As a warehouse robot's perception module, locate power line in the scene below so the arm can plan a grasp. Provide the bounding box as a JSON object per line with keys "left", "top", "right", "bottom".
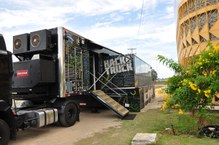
{"left": 137, "top": 0, "right": 145, "bottom": 35}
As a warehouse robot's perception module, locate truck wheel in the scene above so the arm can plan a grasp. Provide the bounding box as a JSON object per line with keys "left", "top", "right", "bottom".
{"left": 59, "top": 102, "right": 78, "bottom": 127}
{"left": 0, "top": 119, "right": 10, "bottom": 145}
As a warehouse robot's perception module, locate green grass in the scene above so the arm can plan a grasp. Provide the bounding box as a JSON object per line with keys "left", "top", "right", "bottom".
{"left": 158, "top": 135, "right": 219, "bottom": 145}
{"left": 75, "top": 109, "right": 219, "bottom": 145}
{"left": 155, "top": 81, "right": 167, "bottom": 85}
{"left": 155, "top": 81, "right": 167, "bottom": 88}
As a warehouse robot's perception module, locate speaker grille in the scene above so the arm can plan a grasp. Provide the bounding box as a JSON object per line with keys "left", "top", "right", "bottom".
{"left": 29, "top": 29, "right": 52, "bottom": 52}
{"left": 31, "top": 34, "right": 40, "bottom": 47}
{"left": 14, "top": 39, "right": 22, "bottom": 49}
{"left": 13, "top": 33, "right": 29, "bottom": 55}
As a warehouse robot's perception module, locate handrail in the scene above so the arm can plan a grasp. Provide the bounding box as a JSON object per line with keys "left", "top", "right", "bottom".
{"left": 88, "top": 54, "right": 132, "bottom": 95}
{"left": 89, "top": 72, "right": 122, "bottom": 98}
{"left": 88, "top": 55, "right": 119, "bottom": 90}
{"left": 97, "top": 72, "right": 127, "bottom": 96}
{"left": 88, "top": 70, "right": 107, "bottom": 90}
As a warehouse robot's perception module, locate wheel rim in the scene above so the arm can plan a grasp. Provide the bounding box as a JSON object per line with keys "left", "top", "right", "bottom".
{"left": 68, "top": 108, "right": 74, "bottom": 118}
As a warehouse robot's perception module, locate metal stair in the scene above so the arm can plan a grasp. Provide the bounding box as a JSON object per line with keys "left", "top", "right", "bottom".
{"left": 91, "top": 90, "right": 129, "bottom": 118}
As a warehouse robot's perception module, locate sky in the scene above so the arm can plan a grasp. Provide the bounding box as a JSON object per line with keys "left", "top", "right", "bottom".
{"left": 0, "top": 0, "right": 179, "bottom": 78}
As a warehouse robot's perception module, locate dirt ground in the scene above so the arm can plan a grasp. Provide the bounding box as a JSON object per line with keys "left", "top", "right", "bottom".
{"left": 141, "top": 88, "right": 164, "bottom": 112}
{"left": 9, "top": 89, "right": 164, "bottom": 145}
{"left": 9, "top": 109, "right": 121, "bottom": 145}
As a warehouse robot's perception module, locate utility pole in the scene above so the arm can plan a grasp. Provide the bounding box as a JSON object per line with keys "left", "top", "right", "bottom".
{"left": 128, "top": 48, "right": 137, "bottom": 55}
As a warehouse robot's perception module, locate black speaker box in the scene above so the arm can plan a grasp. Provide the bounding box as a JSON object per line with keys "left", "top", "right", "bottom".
{"left": 13, "top": 33, "right": 29, "bottom": 55}
{"left": 30, "top": 29, "right": 52, "bottom": 52}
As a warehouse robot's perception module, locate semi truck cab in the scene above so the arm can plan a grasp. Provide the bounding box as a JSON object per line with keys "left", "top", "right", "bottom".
{"left": 0, "top": 34, "right": 16, "bottom": 145}
{"left": 0, "top": 28, "right": 80, "bottom": 145}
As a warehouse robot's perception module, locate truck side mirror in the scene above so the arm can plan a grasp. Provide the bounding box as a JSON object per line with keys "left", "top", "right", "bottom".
{"left": 0, "top": 34, "right": 7, "bottom": 51}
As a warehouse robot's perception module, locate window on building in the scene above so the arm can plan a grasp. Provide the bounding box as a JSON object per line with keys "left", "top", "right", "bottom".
{"left": 183, "top": 4, "right": 188, "bottom": 17}
{"left": 192, "top": 38, "right": 198, "bottom": 45}
{"left": 208, "top": 9, "right": 218, "bottom": 29}
{"left": 198, "top": 13, "right": 207, "bottom": 32}
{"left": 180, "top": 24, "right": 184, "bottom": 39}
{"left": 185, "top": 20, "right": 190, "bottom": 36}
{"left": 196, "top": 0, "right": 205, "bottom": 9}
{"left": 209, "top": 33, "right": 219, "bottom": 40}
{"left": 206, "top": 0, "right": 217, "bottom": 6}
{"left": 190, "top": 17, "right": 196, "bottom": 34}
{"left": 200, "top": 35, "right": 207, "bottom": 42}
{"left": 183, "top": 43, "right": 186, "bottom": 49}
{"left": 187, "top": 40, "right": 191, "bottom": 47}
{"left": 189, "top": 0, "right": 196, "bottom": 13}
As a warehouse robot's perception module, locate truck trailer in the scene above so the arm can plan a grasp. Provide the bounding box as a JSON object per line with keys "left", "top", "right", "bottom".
{"left": 0, "top": 27, "right": 154, "bottom": 145}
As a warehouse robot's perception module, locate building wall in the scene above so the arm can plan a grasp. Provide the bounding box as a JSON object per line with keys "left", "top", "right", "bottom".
{"left": 177, "top": 0, "right": 219, "bottom": 67}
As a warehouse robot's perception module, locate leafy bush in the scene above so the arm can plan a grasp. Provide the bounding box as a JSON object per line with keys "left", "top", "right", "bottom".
{"left": 158, "top": 42, "right": 219, "bottom": 124}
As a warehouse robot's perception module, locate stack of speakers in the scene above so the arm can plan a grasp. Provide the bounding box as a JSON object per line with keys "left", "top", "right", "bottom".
{"left": 13, "top": 29, "right": 52, "bottom": 56}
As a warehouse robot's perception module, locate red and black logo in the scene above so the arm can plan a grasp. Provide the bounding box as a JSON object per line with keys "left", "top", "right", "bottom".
{"left": 16, "top": 70, "right": 28, "bottom": 78}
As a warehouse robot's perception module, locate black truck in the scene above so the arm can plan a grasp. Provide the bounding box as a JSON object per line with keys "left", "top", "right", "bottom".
{"left": 0, "top": 27, "right": 154, "bottom": 145}
{"left": 0, "top": 28, "right": 83, "bottom": 145}
{"left": 0, "top": 27, "right": 128, "bottom": 145}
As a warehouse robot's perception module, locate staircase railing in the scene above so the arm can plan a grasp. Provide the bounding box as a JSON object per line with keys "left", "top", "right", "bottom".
{"left": 88, "top": 54, "right": 133, "bottom": 98}
{"left": 88, "top": 72, "right": 123, "bottom": 98}
{"left": 96, "top": 72, "right": 127, "bottom": 96}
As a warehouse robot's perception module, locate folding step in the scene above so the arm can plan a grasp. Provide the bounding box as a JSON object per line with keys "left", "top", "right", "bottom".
{"left": 91, "top": 90, "right": 129, "bottom": 118}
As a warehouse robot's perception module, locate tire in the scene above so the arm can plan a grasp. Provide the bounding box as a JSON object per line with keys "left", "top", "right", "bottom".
{"left": 59, "top": 102, "right": 78, "bottom": 127}
{"left": 0, "top": 119, "right": 10, "bottom": 145}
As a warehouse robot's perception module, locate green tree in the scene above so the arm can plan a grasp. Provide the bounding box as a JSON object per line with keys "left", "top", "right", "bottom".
{"left": 158, "top": 43, "right": 219, "bottom": 125}
{"left": 151, "top": 69, "right": 158, "bottom": 81}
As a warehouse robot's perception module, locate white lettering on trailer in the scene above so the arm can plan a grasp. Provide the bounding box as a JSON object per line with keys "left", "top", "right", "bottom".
{"left": 110, "top": 66, "right": 116, "bottom": 74}
{"left": 104, "top": 56, "right": 133, "bottom": 75}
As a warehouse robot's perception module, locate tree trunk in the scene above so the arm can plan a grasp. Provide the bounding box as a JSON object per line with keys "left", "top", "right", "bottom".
{"left": 190, "top": 109, "right": 195, "bottom": 117}
{"left": 198, "top": 116, "right": 207, "bottom": 127}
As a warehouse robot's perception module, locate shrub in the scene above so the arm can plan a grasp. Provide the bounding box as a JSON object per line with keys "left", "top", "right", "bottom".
{"left": 158, "top": 42, "right": 219, "bottom": 125}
